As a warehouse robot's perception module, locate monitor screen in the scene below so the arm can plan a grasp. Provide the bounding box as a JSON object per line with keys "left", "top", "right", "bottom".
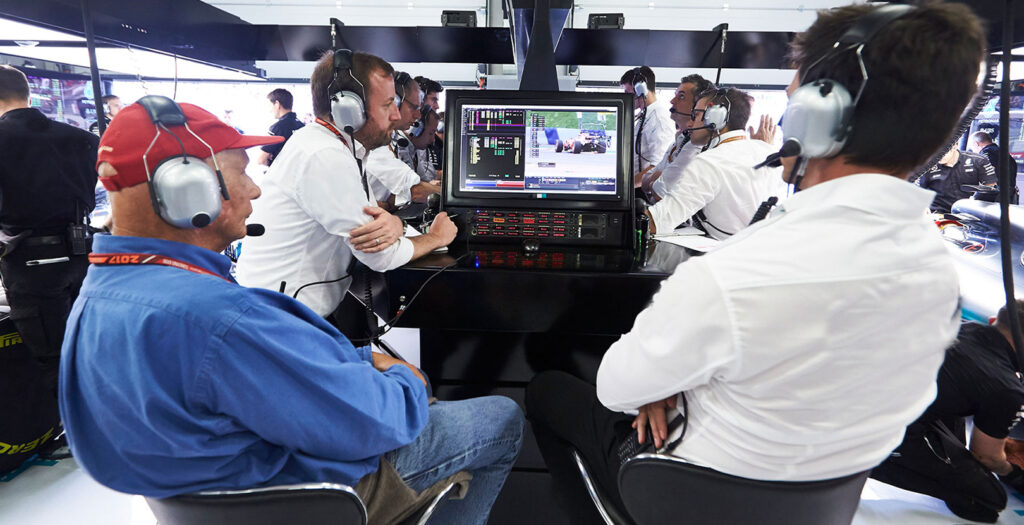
{"left": 445, "top": 90, "right": 633, "bottom": 210}
{"left": 459, "top": 104, "right": 619, "bottom": 196}
{"left": 25, "top": 74, "right": 96, "bottom": 130}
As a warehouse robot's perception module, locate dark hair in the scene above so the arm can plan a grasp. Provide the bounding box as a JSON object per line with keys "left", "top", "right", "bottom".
{"left": 789, "top": 2, "right": 986, "bottom": 174}
{"left": 310, "top": 50, "right": 394, "bottom": 119}
{"left": 971, "top": 130, "right": 993, "bottom": 145}
{"left": 415, "top": 75, "right": 444, "bottom": 96}
{"left": 421, "top": 106, "right": 440, "bottom": 126}
{"left": 620, "top": 66, "right": 655, "bottom": 89}
{"left": 394, "top": 71, "right": 418, "bottom": 104}
{"left": 0, "top": 65, "right": 29, "bottom": 102}
{"left": 996, "top": 300, "right": 1024, "bottom": 330}
{"left": 680, "top": 74, "right": 715, "bottom": 101}
{"left": 267, "top": 88, "right": 294, "bottom": 110}
{"left": 101, "top": 94, "right": 120, "bottom": 104}
{"left": 697, "top": 87, "right": 753, "bottom": 132}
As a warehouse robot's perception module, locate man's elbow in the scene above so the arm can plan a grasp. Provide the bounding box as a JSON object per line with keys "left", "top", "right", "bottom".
{"left": 411, "top": 182, "right": 440, "bottom": 203}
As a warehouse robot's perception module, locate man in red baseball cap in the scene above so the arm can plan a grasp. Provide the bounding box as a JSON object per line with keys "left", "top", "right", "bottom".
{"left": 60, "top": 96, "right": 507, "bottom": 523}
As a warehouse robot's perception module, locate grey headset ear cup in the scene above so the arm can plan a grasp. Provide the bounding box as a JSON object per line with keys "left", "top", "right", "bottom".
{"left": 633, "top": 80, "right": 649, "bottom": 98}
{"left": 150, "top": 155, "right": 223, "bottom": 228}
{"left": 781, "top": 80, "right": 853, "bottom": 159}
{"left": 410, "top": 119, "right": 424, "bottom": 137}
{"left": 331, "top": 90, "right": 366, "bottom": 133}
{"left": 704, "top": 104, "right": 729, "bottom": 130}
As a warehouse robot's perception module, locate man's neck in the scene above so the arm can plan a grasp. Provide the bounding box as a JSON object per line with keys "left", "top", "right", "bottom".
{"left": 645, "top": 92, "right": 657, "bottom": 107}
{"left": 111, "top": 223, "right": 229, "bottom": 255}
{"left": 0, "top": 100, "right": 29, "bottom": 118}
{"left": 275, "top": 108, "right": 290, "bottom": 120}
{"left": 798, "top": 156, "right": 903, "bottom": 189}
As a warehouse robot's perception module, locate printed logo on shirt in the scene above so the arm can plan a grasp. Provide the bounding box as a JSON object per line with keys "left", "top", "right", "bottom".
{"left": 0, "top": 332, "right": 21, "bottom": 349}
{"left": 1008, "top": 405, "right": 1024, "bottom": 433}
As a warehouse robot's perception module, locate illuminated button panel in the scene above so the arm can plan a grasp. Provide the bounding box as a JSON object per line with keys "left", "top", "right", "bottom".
{"left": 470, "top": 210, "right": 607, "bottom": 241}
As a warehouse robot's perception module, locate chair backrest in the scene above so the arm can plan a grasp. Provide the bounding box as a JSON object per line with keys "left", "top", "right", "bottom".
{"left": 146, "top": 483, "right": 367, "bottom": 525}
{"left": 618, "top": 454, "right": 869, "bottom": 525}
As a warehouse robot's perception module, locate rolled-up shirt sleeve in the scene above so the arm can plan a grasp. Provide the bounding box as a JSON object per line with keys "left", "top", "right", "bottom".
{"left": 648, "top": 156, "right": 723, "bottom": 233}
{"left": 597, "top": 258, "right": 737, "bottom": 412}
{"left": 292, "top": 149, "right": 415, "bottom": 272}
{"left": 365, "top": 147, "right": 420, "bottom": 205}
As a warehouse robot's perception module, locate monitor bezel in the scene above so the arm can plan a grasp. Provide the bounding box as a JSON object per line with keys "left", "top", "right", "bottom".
{"left": 443, "top": 89, "right": 634, "bottom": 211}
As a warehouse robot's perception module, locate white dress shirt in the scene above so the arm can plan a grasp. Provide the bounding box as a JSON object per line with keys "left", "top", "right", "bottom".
{"left": 365, "top": 143, "right": 420, "bottom": 205}
{"left": 648, "top": 130, "right": 786, "bottom": 240}
{"left": 597, "top": 174, "right": 961, "bottom": 481}
{"left": 414, "top": 149, "right": 436, "bottom": 182}
{"left": 651, "top": 139, "right": 701, "bottom": 200}
{"left": 236, "top": 123, "right": 415, "bottom": 317}
{"left": 633, "top": 97, "right": 676, "bottom": 176}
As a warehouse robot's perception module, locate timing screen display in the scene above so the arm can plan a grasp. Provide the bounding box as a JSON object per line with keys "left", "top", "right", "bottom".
{"left": 459, "top": 104, "right": 619, "bottom": 196}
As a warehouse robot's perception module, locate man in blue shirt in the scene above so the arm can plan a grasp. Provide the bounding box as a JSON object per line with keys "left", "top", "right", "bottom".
{"left": 59, "top": 97, "right": 523, "bottom": 525}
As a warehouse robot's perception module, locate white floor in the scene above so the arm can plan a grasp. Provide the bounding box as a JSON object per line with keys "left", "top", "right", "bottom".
{"left": 4, "top": 456, "right": 1024, "bottom": 524}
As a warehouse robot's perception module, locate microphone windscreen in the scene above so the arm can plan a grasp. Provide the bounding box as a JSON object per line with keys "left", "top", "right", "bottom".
{"left": 426, "top": 192, "right": 441, "bottom": 210}
{"left": 246, "top": 224, "right": 265, "bottom": 237}
{"left": 396, "top": 138, "right": 410, "bottom": 148}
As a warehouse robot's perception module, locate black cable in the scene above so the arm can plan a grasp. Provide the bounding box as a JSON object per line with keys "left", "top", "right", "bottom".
{"left": 348, "top": 253, "right": 469, "bottom": 345}
{"left": 292, "top": 274, "right": 352, "bottom": 300}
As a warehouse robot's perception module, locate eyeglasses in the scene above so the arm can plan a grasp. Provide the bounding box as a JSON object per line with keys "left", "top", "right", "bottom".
{"left": 690, "top": 108, "right": 707, "bottom": 120}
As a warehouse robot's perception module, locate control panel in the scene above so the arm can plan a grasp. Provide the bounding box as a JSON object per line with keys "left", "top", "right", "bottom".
{"left": 447, "top": 208, "right": 630, "bottom": 247}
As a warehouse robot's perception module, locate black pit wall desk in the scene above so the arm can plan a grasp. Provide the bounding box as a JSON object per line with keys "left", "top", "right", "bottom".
{"left": 384, "top": 240, "right": 692, "bottom": 524}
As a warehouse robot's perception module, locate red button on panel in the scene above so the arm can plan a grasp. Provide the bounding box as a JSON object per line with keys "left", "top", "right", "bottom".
{"left": 523, "top": 218, "right": 535, "bottom": 224}
{"left": 554, "top": 233, "right": 566, "bottom": 237}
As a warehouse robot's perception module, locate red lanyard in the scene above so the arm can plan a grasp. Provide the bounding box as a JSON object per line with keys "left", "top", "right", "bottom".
{"left": 316, "top": 118, "right": 350, "bottom": 148}
{"left": 89, "top": 253, "right": 232, "bottom": 283}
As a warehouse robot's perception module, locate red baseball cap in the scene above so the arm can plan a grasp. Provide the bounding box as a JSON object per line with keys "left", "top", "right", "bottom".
{"left": 97, "top": 101, "right": 284, "bottom": 191}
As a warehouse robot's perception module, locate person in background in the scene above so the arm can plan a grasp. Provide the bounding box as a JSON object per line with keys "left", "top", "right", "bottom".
{"left": 917, "top": 145, "right": 997, "bottom": 214}
{"left": 88, "top": 94, "right": 122, "bottom": 135}
{"left": 620, "top": 66, "right": 674, "bottom": 184}
{"left": 257, "top": 88, "right": 304, "bottom": 166}
{"left": 431, "top": 110, "right": 446, "bottom": 178}
{"left": 644, "top": 87, "right": 785, "bottom": 239}
{"left": 409, "top": 107, "right": 441, "bottom": 182}
{"left": 640, "top": 73, "right": 714, "bottom": 200}
{"left": 872, "top": 302, "right": 1024, "bottom": 523}
{"left": 364, "top": 72, "right": 439, "bottom": 206}
{"left": 969, "top": 130, "right": 1018, "bottom": 203}
{"left": 0, "top": 65, "right": 98, "bottom": 396}
{"left": 416, "top": 76, "right": 443, "bottom": 112}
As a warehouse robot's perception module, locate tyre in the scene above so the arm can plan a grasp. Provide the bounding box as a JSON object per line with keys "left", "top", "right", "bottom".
{"left": 573, "top": 142, "right": 583, "bottom": 154}
{"left": 555, "top": 140, "right": 564, "bottom": 153}
{"left": 597, "top": 143, "right": 607, "bottom": 154}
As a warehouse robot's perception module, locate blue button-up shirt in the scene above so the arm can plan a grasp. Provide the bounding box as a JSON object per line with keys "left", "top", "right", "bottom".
{"left": 59, "top": 235, "right": 429, "bottom": 498}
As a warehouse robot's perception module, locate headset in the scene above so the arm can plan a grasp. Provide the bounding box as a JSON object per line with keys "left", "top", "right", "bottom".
{"left": 329, "top": 49, "right": 368, "bottom": 133}
{"left": 137, "top": 95, "right": 229, "bottom": 229}
{"left": 692, "top": 89, "right": 731, "bottom": 134}
{"left": 781, "top": 4, "right": 917, "bottom": 160}
{"left": 631, "top": 68, "right": 649, "bottom": 99}
{"left": 393, "top": 71, "right": 412, "bottom": 109}
{"left": 410, "top": 105, "right": 432, "bottom": 137}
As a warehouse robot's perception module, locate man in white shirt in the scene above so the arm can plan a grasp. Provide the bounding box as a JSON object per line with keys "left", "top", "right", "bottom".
{"left": 620, "top": 66, "right": 675, "bottom": 183}
{"left": 640, "top": 74, "right": 714, "bottom": 201}
{"left": 236, "top": 52, "right": 456, "bottom": 318}
{"left": 364, "top": 71, "right": 439, "bottom": 206}
{"left": 645, "top": 87, "right": 785, "bottom": 240}
{"left": 525, "top": 3, "right": 984, "bottom": 523}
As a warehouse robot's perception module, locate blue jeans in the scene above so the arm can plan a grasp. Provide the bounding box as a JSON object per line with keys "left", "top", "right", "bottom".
{"left": 386, "top": 396, "right": 524, "bottom": 525}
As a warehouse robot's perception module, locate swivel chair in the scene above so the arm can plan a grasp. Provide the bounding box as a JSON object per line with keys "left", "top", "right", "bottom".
{"left": 147, "top": 480, "right": 458, "bottom": 525}
{"left": 617, "top": 454, "right": 869, "bottom": 525}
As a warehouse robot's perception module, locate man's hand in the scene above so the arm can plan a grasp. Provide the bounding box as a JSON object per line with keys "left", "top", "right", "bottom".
{"left": 371, "top": 352, "right": 427, "bottom": 386}
{"left": 633, "top": 395, "right": 678, "bottom": 448}
{"left": 749, "top": 114, "right": 777, "bottom": 144}
{"left": 641, "top": 170, "right": 662, "bottom": 196}
{"left": 634, "top": 165, "right": 654, "bottom": 189}
{"left": 427, "top": 212, "right": 457, "bottom": 246}
{"left": 350, "top": 207, "right": 404, "bottom": 253}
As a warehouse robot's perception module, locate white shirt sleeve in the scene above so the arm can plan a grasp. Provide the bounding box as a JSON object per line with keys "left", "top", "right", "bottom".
{"left": 365, "top": 147, "right": 420, "bottom": 205}
{"left": 638, "top": 106, "right": 676, "bottom": 172}
{"left": 415, "top": 149, "right": 435, "bottom": 182}
{"left": 652, "top": 142, "right": 701, "bottom": 199}
{"left": 290, "top": 149, "right": 415, "bottom": 273}
{"left": 596, "top": 258, "right": 737, "bottom": 412}
{"left": 648, "top": 156, "right": 724, "bottom": 233}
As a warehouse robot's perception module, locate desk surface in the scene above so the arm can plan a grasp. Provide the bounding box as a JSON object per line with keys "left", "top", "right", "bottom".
{"left": 387, "top": 240, "right": 692, "bottom": 334}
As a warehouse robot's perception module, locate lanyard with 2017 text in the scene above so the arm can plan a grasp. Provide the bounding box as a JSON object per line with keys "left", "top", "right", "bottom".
{"left": 88, "top": 253, "right": 232, "bottom": 283}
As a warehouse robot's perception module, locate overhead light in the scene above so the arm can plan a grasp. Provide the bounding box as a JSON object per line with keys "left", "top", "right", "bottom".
{"left": 407, "top": 2, "right": 414, "bottom": 10}
{"left": 648, "top": 2, "right": 655, "bottom": 9}
{"left": 0, "top": 46, "right": 262, "bottom": 81}
{"left": 14, "top": 40, "right": 39, "bottom": 48}
{"left": 0, "top": 18, "right": 83, "bottom": 42}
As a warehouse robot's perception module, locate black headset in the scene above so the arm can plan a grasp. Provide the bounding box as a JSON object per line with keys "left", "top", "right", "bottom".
{"left": 410, "top": 105, "right": 434, "bottom": 138}
{"left": 329, "top": 49, "right": 368, "bottom": 133}
{"left": 781, "top": 4, "right": 917, "bottom": 160}
{"left": 137, "top": 95, "right": 229, "bottom": 229}
{"left": 393, "top": 71, "right": 412, "bottom": 109}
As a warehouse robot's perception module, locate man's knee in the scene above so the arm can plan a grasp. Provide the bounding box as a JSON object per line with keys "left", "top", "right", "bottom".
{"left": 488, "top": 396, "right": 525, "bottom": 446}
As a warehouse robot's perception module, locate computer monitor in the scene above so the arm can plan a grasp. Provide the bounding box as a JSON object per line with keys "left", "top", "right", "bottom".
{"left": 443, "top": 90, "right": 635, "bottom": 248}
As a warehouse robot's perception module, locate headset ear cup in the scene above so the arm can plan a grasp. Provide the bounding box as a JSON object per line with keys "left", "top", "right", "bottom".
{"left": 781, "top": 80, "right": 853, "bottom": 159}
{"left": 331, "top": 91, "right": 366, "bottom": 133}
{"left": 410, "top": 120, "right": 423, "bottom": 137}
{"left": 633, "top": 80, "right": 649, "bottom": 98}
{"left": 150, "top": 155, "right": 223, "bottom": 229}
{"left": 705, "top": 104, "right": 729, "bottom": 130}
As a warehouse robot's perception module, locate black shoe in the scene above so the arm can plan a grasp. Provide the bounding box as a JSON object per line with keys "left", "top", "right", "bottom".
{"left": 945, "top": 498, "right": 1000, "bottom": 523}
{"left": 36, "top": 427, "right": 71, "bottom": 460}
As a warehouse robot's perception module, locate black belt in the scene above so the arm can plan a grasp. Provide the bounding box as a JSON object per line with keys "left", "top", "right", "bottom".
{"left": 22, "top": 235, "right": 65, "bottom": 247}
